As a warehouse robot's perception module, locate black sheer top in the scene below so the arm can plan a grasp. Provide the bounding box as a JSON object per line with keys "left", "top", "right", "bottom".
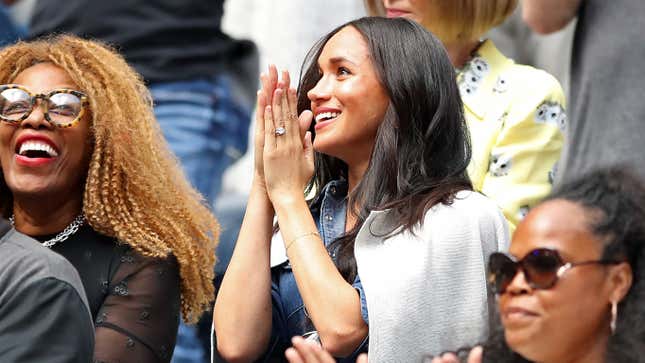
{"left": 35, "top": 224, "right": 181, "bottom": 363}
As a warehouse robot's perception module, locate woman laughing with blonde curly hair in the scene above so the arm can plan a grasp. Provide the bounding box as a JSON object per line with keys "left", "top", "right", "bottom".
{"left": 0, "top": 35, "right": 218, "bottom": 362}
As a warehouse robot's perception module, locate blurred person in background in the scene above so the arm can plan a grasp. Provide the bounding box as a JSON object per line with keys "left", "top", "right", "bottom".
{"left": 0, "top": 1, "right": 25, "bottom": 47}
{"left": 21, "top": 0, "right": 257, "bottom": 361}
{"left": 486, "top": 4, "right": 575, "bottom": 95}
{"left": 214, "top": 17, "right": 508, "bottom": 363}
{"left": 0, "top": 218, "right": 94, "bottom": 362}
{"left": 0, "top": 35, "right": 218, "bottom": 362}
{"left": 367, "top": 0, "right": 566, "bottom": 230}
{"left": 433, "top": 167, "right": 645, "bottom": 363}
{"left": 523, "top": 0, "right": 645, "bottom": 184}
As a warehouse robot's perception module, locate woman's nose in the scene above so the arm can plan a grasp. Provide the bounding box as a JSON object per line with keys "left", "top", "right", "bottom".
{"left": 20, "top": 101, "right": 54, "bottom": 130}
{"left": 307, "top": 76, "right": 332, "bottom": 103}
{"left": 506, "top": 269, "right": 531, "bottom": 295}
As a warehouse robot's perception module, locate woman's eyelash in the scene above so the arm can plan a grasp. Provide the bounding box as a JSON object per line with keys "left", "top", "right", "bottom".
{"left": 337, "top": 67, "right": 351, "bottom": 75}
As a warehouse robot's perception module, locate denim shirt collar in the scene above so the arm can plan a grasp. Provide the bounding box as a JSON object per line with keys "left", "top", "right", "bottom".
{"left": 309, "top": 179, "right": 348, "bottom": 248}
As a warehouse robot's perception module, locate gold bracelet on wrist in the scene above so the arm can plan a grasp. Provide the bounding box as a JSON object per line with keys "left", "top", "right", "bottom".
{"left": 285, "top": 231, "right": 320, "bottom": 252}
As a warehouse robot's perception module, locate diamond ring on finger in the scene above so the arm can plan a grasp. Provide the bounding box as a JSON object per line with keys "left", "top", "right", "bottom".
{"left": 275, "top": 127, "right": 286, "bottom": 136}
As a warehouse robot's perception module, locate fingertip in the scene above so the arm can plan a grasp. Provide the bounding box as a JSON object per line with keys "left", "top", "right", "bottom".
{"left": 300, "top": 110, "right": 314, "bottom": 123}
{"left": 284, "top": 347, "right": 299, "bottom": 360}
{"left": 291, "top": 336, "right": 304, "bottom": 345}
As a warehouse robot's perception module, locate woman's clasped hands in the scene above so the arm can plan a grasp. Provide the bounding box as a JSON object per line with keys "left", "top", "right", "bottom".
{"left": 254, "top": 64, "right": 314, "bottom": 206}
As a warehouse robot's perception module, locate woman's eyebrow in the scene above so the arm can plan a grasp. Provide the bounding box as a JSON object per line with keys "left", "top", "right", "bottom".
{"left": 328, "top": 56, "right": 358, "bottom": 66}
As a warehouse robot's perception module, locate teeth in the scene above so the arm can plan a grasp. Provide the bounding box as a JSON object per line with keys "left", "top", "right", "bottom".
{"left": 18, "top": 141, "right": 59, "bottom": 157}
{"left": 315, "top": 111, "right": 340, "bottom": 122}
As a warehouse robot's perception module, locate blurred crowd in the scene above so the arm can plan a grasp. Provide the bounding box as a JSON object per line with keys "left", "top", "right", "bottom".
{"left": 0, "top": 0, "right": 643, "bottom": 363}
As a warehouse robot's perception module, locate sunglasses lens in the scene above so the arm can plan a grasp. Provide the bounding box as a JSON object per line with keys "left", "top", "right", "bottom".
{"left": 488, "top": 253, "right": 517, "bottom": 294}
{"left": 0, "top": 88, "right": 31, "bottom": 122}
{"left": 523, "top": 249, "right": 561, "bottom": 289}
{"left": 48, "top": 92, "right": 83, "bottom": 125}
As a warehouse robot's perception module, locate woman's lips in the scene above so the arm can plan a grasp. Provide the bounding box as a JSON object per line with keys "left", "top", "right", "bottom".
{"left": 386, "top": 8, "right": 412, "bottom": 18}
{"left": 502, "top": 306, "right": 540, "bottom": 327}
{"left": 15, "top": 154, "right": 57, "bottom": 167}
{"left": 314, "top": 117, "right": 337, "bottom": 131}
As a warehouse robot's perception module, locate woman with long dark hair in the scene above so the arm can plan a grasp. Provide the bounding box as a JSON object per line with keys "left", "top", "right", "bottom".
{"left": 214, "top": 17, "right": 508, "bottom": 362}
{"left": 433, "top": 167, "right": 645, "bottom": 363}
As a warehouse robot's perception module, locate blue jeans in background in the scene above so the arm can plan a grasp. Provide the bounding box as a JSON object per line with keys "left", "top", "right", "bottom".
{"left": 0, "top": 5, "right": 26, "bottom": 48}
{"left": 151, "top": 76, "right": 251, "bottom": 363}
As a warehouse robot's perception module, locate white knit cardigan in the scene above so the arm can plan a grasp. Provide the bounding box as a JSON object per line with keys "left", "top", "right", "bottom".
{"left": 355, "top": 190, "right": 509, "bottom": 362}
{"left": 268, "top": 190, "right": 509, "bottom": 362}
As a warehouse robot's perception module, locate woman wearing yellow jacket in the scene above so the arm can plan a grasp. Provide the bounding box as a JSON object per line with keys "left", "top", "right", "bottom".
{"left": 367, "top": 0, "right": 565, "bottom": 229}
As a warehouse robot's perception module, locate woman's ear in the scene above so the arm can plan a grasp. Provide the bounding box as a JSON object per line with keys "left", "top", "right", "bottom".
{"left": 608, "top": 262, "right": 633, "bottom": 303}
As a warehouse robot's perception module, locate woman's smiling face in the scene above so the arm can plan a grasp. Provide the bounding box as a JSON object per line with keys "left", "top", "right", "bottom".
{"left": 307, "top": 26, "right": 390, "bottom": 165}
{"left": 0, "top": 62, "right": 92, "bottom": 200}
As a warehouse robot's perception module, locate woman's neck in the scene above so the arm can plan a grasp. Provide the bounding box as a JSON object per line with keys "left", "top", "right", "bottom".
{"left": 444, "top": 39, "right": 482, "bottom": 69}
{"left": 344, "top": 158, "right": 369, "bottom": 232}
{"left": 12, "top": 194, "right": 83, "bottom": 236}
{"left": 542, "top": 331, "right": 609, "bottom": 363}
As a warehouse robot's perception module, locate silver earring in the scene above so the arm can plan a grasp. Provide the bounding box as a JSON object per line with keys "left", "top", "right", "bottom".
{"left": 610, "top": 301, "right": 618, "bottom": 335}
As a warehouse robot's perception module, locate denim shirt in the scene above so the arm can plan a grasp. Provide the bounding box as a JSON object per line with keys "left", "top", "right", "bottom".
{"left": 264, "top": 180, "right": 369, "bottom": 362}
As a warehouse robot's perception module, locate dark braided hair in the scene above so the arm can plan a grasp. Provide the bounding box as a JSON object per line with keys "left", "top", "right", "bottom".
{"left": 481, "top": 166, "right": 645, "bottom": 363}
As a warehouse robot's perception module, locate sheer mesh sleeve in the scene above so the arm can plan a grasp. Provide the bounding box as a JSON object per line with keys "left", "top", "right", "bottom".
{"left": 93, "top": 249, "right": 181, "bottom": 363}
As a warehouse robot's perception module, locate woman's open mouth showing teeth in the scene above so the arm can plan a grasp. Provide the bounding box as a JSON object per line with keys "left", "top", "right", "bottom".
{"left": 17, "top": 140, "right": 59, "bottom": 158}
{"left": 315, "top": 111, "right": 340, "bottom": 122}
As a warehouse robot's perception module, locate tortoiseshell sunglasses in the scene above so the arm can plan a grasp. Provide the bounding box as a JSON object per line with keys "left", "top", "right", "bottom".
{"left": 0, "top": 84, "right": 89, "bottom": 128}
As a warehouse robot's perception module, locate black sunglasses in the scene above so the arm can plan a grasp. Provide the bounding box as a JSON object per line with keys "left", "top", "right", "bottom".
{"left": 488, "top": 248, "right": 621, "bottom": 294}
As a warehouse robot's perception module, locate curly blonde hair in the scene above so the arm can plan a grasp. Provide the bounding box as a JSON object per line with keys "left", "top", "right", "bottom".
{"left": 0, "top": 35, "right": 219, "bottom": 323}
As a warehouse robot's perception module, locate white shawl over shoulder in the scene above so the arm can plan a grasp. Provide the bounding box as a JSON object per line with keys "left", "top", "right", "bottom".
{"left": 355, "top": 191, "right": 509, "bottom": 363}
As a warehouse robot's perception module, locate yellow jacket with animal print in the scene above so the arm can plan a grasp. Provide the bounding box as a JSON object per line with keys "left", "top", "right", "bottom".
{"left": 459, "top": 40, "right": 565, "bottom": 231}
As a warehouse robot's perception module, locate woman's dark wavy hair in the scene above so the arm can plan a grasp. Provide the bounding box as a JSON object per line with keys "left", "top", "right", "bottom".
{"left": 482, "top": 167, "right": 645, "bottom": 363}
{"left": 296, "top": 17, "right": 472, "bottom": 283}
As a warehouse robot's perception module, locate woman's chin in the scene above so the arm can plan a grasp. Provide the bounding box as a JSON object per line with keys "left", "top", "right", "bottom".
{"left": 7, "top": 179, "right": 59, "bottom": 199}
{"left": 505, "top": 328, "right": 547, "bottom": 362}
{"left": 312, "top": 137, "right": 338, "bottom": 157}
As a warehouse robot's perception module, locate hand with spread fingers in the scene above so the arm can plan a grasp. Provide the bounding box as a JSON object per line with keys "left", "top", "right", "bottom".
{"left": 262, "top": 75, "right": 314, "bottom": 206}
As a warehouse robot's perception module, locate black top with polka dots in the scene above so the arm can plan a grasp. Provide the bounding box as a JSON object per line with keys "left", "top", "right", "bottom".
{"left": 37, "top": 224, "right": 181, "bottom": 363}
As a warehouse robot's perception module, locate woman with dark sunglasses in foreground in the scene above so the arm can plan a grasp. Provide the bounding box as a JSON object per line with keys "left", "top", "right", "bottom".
{"left": 434, "top": 167, "right": 645, "bottom": 363}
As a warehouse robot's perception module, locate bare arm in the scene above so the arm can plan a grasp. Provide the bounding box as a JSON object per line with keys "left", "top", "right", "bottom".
{"left": 213, "top": 187, "right": 275, "bottom": 363}
{"left": 522, "top": 0, "right": 583, "bottom": 34}
{"left": 213, "top": 67, "right": 279, "bottom": 363}
{"left": 264, "top": 85, "right": 368, "bottom": 357}
{"left": 274, "top": 198, "right": 368, "bottom": 357}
